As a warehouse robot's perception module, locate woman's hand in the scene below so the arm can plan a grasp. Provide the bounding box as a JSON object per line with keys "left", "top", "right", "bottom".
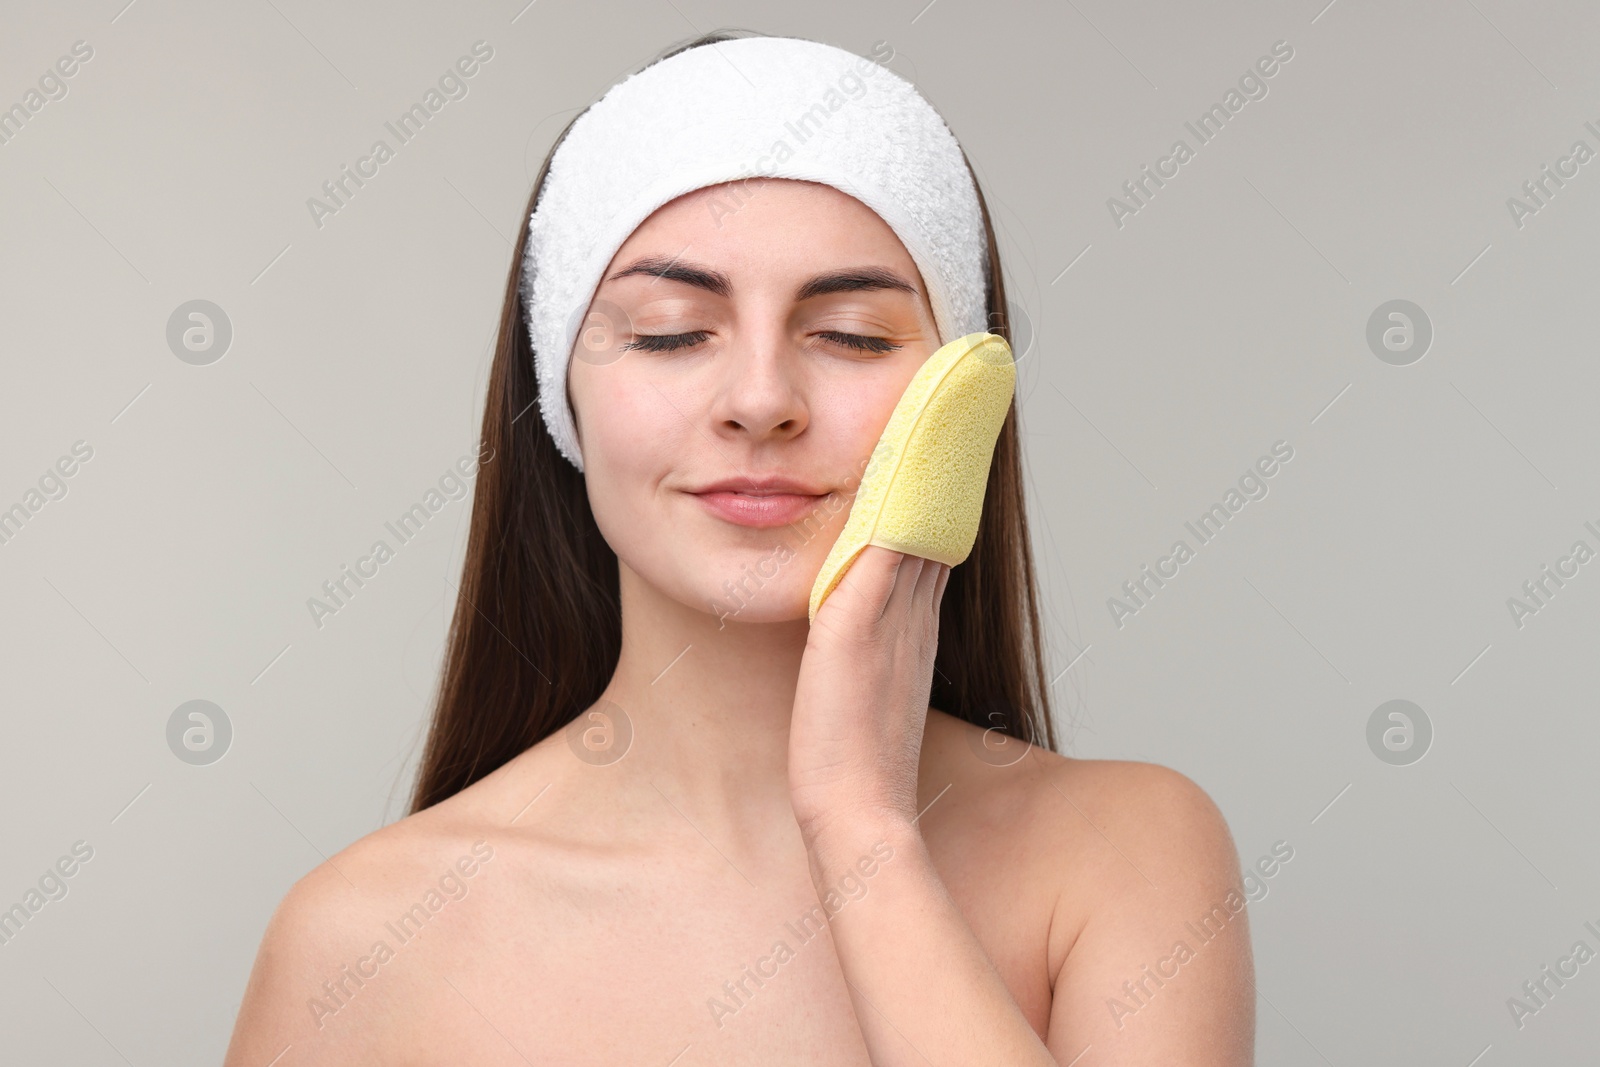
{"left": 787, "top": 546, "right": 951, "bottom": 844}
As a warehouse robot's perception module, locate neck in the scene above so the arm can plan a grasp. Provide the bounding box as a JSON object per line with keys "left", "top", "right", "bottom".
{"left": 594, "top": 560, "right": 810, "bottom": 850}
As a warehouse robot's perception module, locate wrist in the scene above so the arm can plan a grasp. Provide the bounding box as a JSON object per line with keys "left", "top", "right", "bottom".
{"left": 801, "top": 808, "right": 923, "bottom": 890}
{"left": 798, "top": 799, "right": 914, "bottom": 847}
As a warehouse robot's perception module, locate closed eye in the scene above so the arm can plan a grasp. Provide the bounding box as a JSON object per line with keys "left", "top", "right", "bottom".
{"left": 618, "top": 331, "right": 902, "bottom": 354}
{"left": 824, "top": 331, "right": 901, "bottom": 353}
{"left": 619, "top": 330, "right": 711, "bottom": 353}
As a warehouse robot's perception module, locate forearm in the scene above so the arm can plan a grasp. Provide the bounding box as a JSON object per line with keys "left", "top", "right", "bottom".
{"left": 805, "top": 814, "right": 1057, "bottom": 1067}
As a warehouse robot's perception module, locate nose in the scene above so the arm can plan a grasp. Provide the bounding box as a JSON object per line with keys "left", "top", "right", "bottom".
{"left": 706, "top": 327, "right": 809, "bottom": 450}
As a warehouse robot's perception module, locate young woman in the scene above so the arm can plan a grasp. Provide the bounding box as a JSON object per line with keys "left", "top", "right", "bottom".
{"left": 226, "top": 30, "right": 1254, "bottom": 1066}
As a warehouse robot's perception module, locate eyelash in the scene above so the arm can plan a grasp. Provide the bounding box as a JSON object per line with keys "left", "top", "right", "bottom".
{"left": 619, "top": 330, "right": 901, "bottom": 354}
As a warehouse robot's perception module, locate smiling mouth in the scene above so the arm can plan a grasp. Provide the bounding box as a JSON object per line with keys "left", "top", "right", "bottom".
{"left": 688, "top": 489, "right": 833, "bottom": 529}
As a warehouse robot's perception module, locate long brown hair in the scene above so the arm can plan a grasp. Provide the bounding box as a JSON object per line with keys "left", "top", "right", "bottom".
{"left": 409, "top": 29, "right": 1058, "bottom": 814}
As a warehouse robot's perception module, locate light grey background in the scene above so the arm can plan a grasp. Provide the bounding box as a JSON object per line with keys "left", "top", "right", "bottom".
{"left": 2, "top": 0, "right": 1597, "bottom": 1063}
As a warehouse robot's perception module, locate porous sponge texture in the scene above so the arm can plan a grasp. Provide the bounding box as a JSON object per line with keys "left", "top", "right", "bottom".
{"left": 809, "top": 332, "right": 1016, "bottom": 622}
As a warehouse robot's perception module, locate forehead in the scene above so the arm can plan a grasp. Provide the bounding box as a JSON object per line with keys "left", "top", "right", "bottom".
{"left": 606, "top": 179, "right": 923, "bottom": 284}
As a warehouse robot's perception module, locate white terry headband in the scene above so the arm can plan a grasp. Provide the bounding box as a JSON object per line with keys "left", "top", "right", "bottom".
{"left": 520, "top": 35, "right": 990, "bottom": 472}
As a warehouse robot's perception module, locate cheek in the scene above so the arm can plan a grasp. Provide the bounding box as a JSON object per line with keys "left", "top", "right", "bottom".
{"left": 832, "top": 383, "right": 902, "bottom": 452}
{"left": 579, "top": 374, "right": 678, "bottom": 534}
{"left": 582, "top": 373, "right": 676, "bottom": 461}
{"left": 822, "top": 374, "right": 911, "bottom": 489}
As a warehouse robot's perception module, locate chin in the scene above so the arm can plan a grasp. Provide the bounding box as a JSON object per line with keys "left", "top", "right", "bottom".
{"left": 700, "top": 547, "right": 816, "bottom": 626}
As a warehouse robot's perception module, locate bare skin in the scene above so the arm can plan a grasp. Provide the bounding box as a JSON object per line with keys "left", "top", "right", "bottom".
{"left": 224, "top": 179, "right": 1253, "bottom": 1066}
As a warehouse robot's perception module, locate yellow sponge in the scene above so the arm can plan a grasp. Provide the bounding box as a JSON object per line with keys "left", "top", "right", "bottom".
{"left": 809, "top": 332, "right": 1015, "bottom": 622}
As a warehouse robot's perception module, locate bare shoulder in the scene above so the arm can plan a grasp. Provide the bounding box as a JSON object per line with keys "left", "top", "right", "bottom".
{"left": 1032, "top": 748, "right": 1238, "bottom": 862}
{"left": 926, "top": 709, "right": 1237, "bottom": 866}
{"left": 922, "top": 710, "right": 1245, "bottom": 954}
{"left": 932, "top": 713, "right": 1255, "bottom": 1062}
{"left": 222, "top": 776, "right": 513, "bottom": 1066}
{"left": 925, "top": 711, "right": 1254, "bottom": 1060}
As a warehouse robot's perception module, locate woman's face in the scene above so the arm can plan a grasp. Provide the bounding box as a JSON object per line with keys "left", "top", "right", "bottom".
{"left": 567, "top": 178, "right": 943, "bottom": 624}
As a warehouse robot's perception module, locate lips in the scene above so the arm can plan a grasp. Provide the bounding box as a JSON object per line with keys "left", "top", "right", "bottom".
{"left": 687, "top": 477, "right": 834, "bottom": 529}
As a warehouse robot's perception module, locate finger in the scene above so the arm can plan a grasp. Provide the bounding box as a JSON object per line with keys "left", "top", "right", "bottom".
{"left": 918, "top": 563, "right": 948, "bottom": 646}
{"left": 834, "top": 545, "right": 905, "bottom": 621}
{"left": 882, "top": 552, "right": 924, "bottom": 622}
{"left": 910, "top": 555, "right": 942, "bottom": 612}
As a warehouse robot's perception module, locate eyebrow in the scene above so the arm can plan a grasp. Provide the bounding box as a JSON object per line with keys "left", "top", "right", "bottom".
{"left": 605, "top": 255, "right": 920, "bottom": 302}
